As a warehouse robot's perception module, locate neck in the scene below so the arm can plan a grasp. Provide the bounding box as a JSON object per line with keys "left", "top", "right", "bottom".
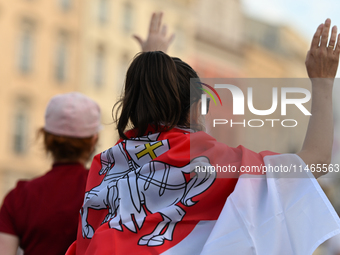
{"left": 53, "top": 158, "right": 86, "bottom": 165}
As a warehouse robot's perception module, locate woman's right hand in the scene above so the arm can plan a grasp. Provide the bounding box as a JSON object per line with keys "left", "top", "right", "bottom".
{"left": 305, "top": 18, "right": 340, "bottom": 79}
{"left": 298, "top": 18, "right": 340, "bottom": 178}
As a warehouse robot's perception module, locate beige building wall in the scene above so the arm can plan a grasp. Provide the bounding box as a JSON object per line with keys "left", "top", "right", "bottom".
{"left": 191, "top": 0, "right": 244, "bottom": 78}
{"left": 244, "top": 17, "right": 308, "bottom": 78}
{"left": 192, "top": 12, "right": 309, "bottom": 154}
{"left": 0, "top": 0, "right": 81, "bottom": 199}
{"left": 190, "top": 0, "right": 245, "bottom": 147}
{"left": 241, "top": 17, "right": 310, "bottom": 153}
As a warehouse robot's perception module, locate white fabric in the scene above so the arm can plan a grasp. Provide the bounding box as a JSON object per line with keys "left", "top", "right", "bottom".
{"left": 162, "top": 154, "right": 340, "bottom": 255}
{"left": 326, "top": 233, "right": 340, "bottom": 255}
{"left": 161, "top": 221, "right": 216, "bottom": 255}
{"left": 200, "top": 154, "right": 340, "bottom": 255}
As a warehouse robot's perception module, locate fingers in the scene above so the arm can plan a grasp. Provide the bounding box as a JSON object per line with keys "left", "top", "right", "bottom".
{"left": 143, "top": 12, "right": 174, "bottom": 52}
{"left": 149, "top": 12, "right": 163, "bottom": 33}
{"left": 311, "top": 24, "right": 323, "bottom": 50}
{"left": 328, "top": 25, "right": 337, "bottom": 50}
{"left": 320, "top": 18, "right": 331, "bottom": 47}
{"left": 161, "top": 25, "right": 167, "bottom": 37}
{"left": 156, "top": 12, "right": 163, "bottom": 33}
{"left": 334, "top": 34, "right": 340, "bottom": 55}
{"left": 305, "top": 50, "right": 310, "bottom": 62}
{"left": 148, "top": 12, "right": 156, "bottom": 34}
{"left": 132, "top": 35, "right": 144, "bottom": 46}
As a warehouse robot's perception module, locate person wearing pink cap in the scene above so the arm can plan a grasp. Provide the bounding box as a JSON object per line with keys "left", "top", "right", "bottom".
{"left": 0, "top": 92, "right": 101, "bottom": 255}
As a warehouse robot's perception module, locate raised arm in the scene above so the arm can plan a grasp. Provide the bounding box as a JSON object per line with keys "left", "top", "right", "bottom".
{"left": 297, "top": 18, "right": 340, "bottom": 178}
{"left": 133, "top": 12, "right": 175, "bottom": 53}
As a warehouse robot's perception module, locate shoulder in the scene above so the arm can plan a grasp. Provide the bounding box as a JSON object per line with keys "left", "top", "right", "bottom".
{"left": 2, "top": 178, "right": 40, "bottom": 209}
{"left": 0, "top": 180, "right": 29, "bottom": 235}
{"left": 236, "top": 145, "right": 278, "bottom": 160}
{"left": 5, "top": 180, "right": 29, "bottom": 199}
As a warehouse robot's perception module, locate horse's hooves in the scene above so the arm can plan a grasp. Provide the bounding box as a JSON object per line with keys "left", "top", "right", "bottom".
{"left": 102, "top": 214, "right": 113, "bottom": 224}
{"left": 83, "top": 225, "right": 95, "bottom": 238}
{"left": 148, "top": 237, "right": 164, "bottom": 246}
{"left": 138, "top": 235, "right": 167, "bottom": 246}
{"left": 109, "top": 219, "right": 123, "bottom": 231}
{"left": 138, "top": 237, "right": 149, "bottom": 246}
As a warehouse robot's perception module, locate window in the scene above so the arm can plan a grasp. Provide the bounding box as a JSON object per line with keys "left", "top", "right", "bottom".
{"left": 13, "top": 100, "right": 29, "bottom": 155}
{"left": 55, "top": 32, "right": 68, "bottom": 83}
{"left": 58, "top": 0, "right": 72, "bottom": 11}
{"left": 94, "top": 45, "right": 105, "bottom": 87}
{"left": 18, "top": 20, "right": 34, "bottom": 74}
{"left": 122, "top": 3, "right": 133, "bottom": 32}
{"left": 98, "top": 0, "right": 109, "bottom": 24}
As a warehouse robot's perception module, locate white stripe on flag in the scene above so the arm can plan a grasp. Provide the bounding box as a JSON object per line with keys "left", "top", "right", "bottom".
{"left": 160, "top": 221, "right": 215, "bottom": 255}
{"left": 200, "top": 154, "right": 340, "bottom": 255}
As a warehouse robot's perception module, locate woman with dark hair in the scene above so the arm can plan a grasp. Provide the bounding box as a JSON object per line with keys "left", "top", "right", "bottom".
{"left": 0, "top": 92, "right": 101, "bottom": 255}
{"left": 69, "top": 19, "right": 340, "bottom": 255}
{"left": 114, "top": 52, "right": 202, "bottom": 139}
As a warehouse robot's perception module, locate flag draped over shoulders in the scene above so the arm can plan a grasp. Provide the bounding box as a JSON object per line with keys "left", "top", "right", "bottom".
{"left": 67, "top": 127, "right": 340, "bottom": 255}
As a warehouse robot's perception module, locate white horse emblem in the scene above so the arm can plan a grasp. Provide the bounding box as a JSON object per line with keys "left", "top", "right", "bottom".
{"left": 81, "top": 133, "right": 216, "bottom": 246}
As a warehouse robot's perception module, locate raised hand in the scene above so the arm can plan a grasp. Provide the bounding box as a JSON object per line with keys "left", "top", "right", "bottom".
{"left": 133, "top": 12, "right": 175, "bottom": 53}
{"left": 298, "top": 19, "right": 340, "bottom": 178}
{"left": 305, "top": 18, "right": 340, "bottom": 79}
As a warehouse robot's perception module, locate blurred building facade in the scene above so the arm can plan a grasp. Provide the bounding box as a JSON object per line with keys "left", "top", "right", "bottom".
{"left": 0, "top": 0, "right": 309, "bottom": 201}
{"left": 191, "top": 0, "right": 244, "bottom": 78}
{"left": 191, "top": 1, "right": 310, "bottom": 153}
{"left": 244, "top": 17, "right": 308, "bottom": 78}
{"left": 239, "top": 17, "right": 310, "bottom": 153}
{"left": 0, "top": 0, "right": 81, "bottom": 199}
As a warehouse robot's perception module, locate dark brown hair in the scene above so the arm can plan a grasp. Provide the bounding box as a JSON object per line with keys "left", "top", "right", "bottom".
{"left": 39, "top": 128, "right": 95, "bottom": 162}
{"left": 113, "top": 51, "right": 202, "bottom": 139}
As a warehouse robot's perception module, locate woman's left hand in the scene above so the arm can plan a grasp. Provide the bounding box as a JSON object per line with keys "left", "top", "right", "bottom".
{"left": 133, "top": 12, "right": 175, "bottom": 53}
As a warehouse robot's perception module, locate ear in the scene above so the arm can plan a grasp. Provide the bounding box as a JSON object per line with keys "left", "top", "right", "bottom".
{"left": 86, "top": 133, "right": 99, "bottom": 161}
{"left": 91, "top": 133, "right": 99, "bottom": 146}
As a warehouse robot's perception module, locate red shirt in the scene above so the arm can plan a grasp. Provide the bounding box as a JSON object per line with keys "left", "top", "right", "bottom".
{"left": 0, "top": 163, "right": 88, "bottom": 255}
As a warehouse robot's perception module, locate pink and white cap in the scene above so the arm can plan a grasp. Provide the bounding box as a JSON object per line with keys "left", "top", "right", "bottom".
{"left": 44, "top": 92, "right": 102, "bottom": 138}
